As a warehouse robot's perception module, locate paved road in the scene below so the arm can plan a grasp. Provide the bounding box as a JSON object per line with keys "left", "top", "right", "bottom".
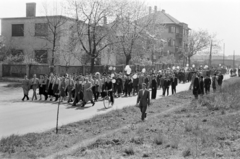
{"left": 0, "top": 75, "right": 229, "bottom": 138}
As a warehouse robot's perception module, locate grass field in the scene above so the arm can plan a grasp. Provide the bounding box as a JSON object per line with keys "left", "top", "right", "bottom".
{"left": 1, "top": 77, "right": 240, "bottom": 159}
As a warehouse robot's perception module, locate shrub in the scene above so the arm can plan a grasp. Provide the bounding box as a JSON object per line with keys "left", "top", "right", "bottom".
{"left": 182, "top": 148, "right": 191, "bottom": 157}
{"left": 153, "top": 133, "right": 166, "bottom": 145}
{"left": 123, "top": 145, "right": 134, "bottom": 155}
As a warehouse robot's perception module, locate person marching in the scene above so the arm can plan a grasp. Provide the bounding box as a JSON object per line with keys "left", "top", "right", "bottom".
{"left": 31, "top": 74, "right": 39, "bottom": 101}
{"left": 192, "top": 72, "right": 200, "bottom": 99}
{"left": 132, "top": 74, "right": 139, "bottom": 96}
{"left": 199, "top": 75, "right": 204, "bottom": 96}
{"left": 47, "top": 73, "right": 55, "bottom": 101}
{"left": 204, "top": 73, "right": 211, "bottom": 94}
{"left": 105, "top": 76, "right": 114, "bottom": 105}
{"left": 59, "top": 75, "right": 66, "bottom": 102}
{"left": 136, "top": 83, "right": 150, "bottom": 121}
{"left": 116, "top": 74, "right": 123, "bottom": 97}
{"left": 52, "top": 75, "right": 60, "bottom": 101}
{"left": 82, "top": 77, "right": 95, "bottom": 107}
{"left": 212, "top": 73, "right": 217, "bottom": 93}
{"left": 22, "top": 74, "right": 30, "bottom": 101}
{"left": 217, "top": 71, "right": 224, "bottom": 91}
{"left": 43, "top": 74, "right": 49, "bottom": 100}
{"left": 151, "top": 74, "right": 157, "bottom": 99}
{"left": 39, "top": 75, "right": 45, "bottom": 100}
{"left": 72, "top": 77, "right": 83, "bottom": 106}
{"left": 171, "top": 74, "right": 178, "bottom": 95}
{"left": 66, "top": 75, "right": 74, "bottom": 103}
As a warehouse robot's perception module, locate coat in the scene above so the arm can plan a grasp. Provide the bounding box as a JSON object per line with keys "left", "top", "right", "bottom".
{"left": 171, "top": 77, "right": 178, "bottom": 88}
{"left": 137, "top": 89, "right": 150, "bottom": 108}
{"left": 204, "top": 77, "right": 211, "bottom": 88}
{"left": 193, "top": 77, "right": 200, "bottom": 95}
{"left": 83, "top": 82, "right": 93, "bottom": 102}
{"left": 22, "top": 79, "right": 30, "bottom": 95}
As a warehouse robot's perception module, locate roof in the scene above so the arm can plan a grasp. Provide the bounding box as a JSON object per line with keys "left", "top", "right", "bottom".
{"left": 139, "top": 10, "right": 183, "bottom": 25}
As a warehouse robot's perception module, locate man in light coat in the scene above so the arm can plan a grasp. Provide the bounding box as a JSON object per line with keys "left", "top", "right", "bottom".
{"left": 136, "top": 83, "right": 150, "bottom": 121}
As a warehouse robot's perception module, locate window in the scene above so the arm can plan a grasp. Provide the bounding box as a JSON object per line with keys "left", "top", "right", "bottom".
{"left": 35, "top": 50, "right": 48, "bottom": 63}
{"left": 12, "top": 24, "right": 24, "bottom": 36}
{"left": 176, "top": 27, "right": 179, "bottom": 34}
{"left": 170, "top": 26, "right": 175, "bottom": 33}
{"left": 168, "top": 39, "right": 172, "bottom": 46}
{"left": 172, "top": 40, "right": 175, "bottom": 47}
{"left": 35, "top": 23, "right": 48, "bottom": 36}
{"left": 11, "top": 49, "right": 24, "bottom": 62}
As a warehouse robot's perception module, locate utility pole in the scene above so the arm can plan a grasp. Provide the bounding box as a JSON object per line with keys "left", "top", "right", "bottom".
{"left": 209, "top": 40, "right": 212, "bottom": 68}
{"left": 223, "top": 43, "right": 225, "bottom": 65}
{"left": 233, "top": 50, "right": 235, "bottom": 68}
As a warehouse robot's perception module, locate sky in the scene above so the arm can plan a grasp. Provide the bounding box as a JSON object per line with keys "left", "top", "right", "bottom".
{"left": 0, "top": 0, "right": 239, "bottom": 56}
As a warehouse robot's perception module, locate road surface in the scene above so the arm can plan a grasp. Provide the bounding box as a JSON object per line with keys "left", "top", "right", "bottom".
{"left": 0, "top": 75, "right": 229, "bottom": 138}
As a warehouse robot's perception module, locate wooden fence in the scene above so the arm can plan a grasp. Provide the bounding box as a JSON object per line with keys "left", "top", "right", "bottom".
{"left": 2, "top": 63, "right": 174, "bottom": 78}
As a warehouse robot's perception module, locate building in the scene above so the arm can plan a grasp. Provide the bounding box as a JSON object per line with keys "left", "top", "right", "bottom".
{"left": 144, "top": 6, "right": 190, "bottom": 63}
{"left": 0, "top": 3, "right": 116, "bottom": 66}
{"left": 112, "top": 6, "right": 190, "bottom": 65}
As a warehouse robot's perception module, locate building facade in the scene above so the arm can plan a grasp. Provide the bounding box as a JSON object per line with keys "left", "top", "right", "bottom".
{"left": 146, "top": 6, "right": 190, "bottom": 63}
{"left": 1, "top": 3, "right": 116, "bottom": 66}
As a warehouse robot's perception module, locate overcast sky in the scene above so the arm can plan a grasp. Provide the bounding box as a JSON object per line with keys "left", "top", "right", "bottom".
{"left": 0, "top": 0, "right": 239, "bottom": 56}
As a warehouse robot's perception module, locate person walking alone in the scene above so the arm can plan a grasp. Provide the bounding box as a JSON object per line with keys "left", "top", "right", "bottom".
{"left": 136, "top": 83, "right": 150, "bottom": 121}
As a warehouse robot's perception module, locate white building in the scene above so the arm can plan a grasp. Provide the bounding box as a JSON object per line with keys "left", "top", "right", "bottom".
{"left": 1, "top": 3, "right": 116, "bottom": 66}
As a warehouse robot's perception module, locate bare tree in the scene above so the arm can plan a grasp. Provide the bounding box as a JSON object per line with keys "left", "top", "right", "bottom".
{"left": 69, "top": 0, "right": 117, "bottom": 73}
{"left": 112, "top": 0, "right": 165, "bottom": 65}
{"left": 33, "top": 2, "right": 69, "bottom": 72}
{"left": 0, "top": 35, "right": 6, "bottom": 62}
{"left": 184, "top": 29, "right": 220, "bottom": 65}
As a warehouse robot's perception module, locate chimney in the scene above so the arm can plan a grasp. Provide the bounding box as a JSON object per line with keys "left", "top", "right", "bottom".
{"left": 162, "top": 9, "right": 165, "bottom": 13}
{"left": 154, "top": 6, "right": 157, "bottom": 13}
{"left": 26, "top": 3, "right": 36, "bottom": 17}
{"left": 149, "top": 6, "right": 152, "bottom": 14}
{"left": 103, "top": 16, "right": 107, "bottom": 25}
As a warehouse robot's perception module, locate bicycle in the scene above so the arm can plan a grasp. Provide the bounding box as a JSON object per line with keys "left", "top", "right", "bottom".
{"left": 103, "top": 90, "right": 113, "bottom": 109}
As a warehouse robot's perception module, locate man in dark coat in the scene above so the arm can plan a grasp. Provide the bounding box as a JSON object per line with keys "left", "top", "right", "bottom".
{"left": 199, "top": 76, "right": 204, "bottom": 96}
{"left": 124, "top": 76, "right": 132, "bottom": 97}
{"left": 151, "top": 75, "right": 157, "bottom": 99}
{"left": 157, "top": 73, "right": 161, "bottom": 89}
{"left": 132, "top": 75, "right": 139, "bottom": 96}
{"left": 204, "top": 74, "right": 211, "bottom": 94}
{"left": 163, "top": 75, "right": 170, "bottom": 96}
{"left": 136, "top": 83, "right": 150, "bottom": 121}
{"left": 217, "top": 72, "right": 224, "bottom": 89}
{"left": 171, "top": 74, "right": 178, "bottom": 95}
{"left": 192, "top": 73, "right": 200, "bottom": 99}
{"left": 72, "top": 78, "right": 83, "bottom": 106}
{"left": 116, "top": 75, "right": 123, "bottom": 97}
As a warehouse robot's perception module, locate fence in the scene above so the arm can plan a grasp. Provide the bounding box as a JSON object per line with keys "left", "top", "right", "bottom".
{"left": 1, "top": 63, "right": 174, "bottom": 78}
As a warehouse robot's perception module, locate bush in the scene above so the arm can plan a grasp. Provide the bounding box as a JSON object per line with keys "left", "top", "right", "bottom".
{"left": 153, "top": 133, "right": 166, "bottom": 145}
{"left": 123, "top": 145, "right": 134, "bottom": 156}
{"left": 182, "top": 148, "right": 191, "bottom": 157}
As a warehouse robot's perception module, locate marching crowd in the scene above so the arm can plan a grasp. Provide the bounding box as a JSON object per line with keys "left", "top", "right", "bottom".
{"left": 21, "top": 67, "right": 225, "bottom": 108}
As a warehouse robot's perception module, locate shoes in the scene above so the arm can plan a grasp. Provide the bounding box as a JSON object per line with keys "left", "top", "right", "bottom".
{"left": 92, "top": 102, "right": 95, "bottom": 106}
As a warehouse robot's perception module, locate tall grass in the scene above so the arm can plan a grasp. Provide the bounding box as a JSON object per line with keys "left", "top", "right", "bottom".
{"left": 199, "top": 77, "right": 240, "bottom": 111}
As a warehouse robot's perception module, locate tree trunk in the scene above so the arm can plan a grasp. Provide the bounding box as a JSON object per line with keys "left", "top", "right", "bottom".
{"left": 125, "top": 55, "right": 131, "bottom": 65}
{"left": 90, "top": 57, "right": 95, "bottom": 73}
{"left": 188, "top": 56, "right": 191, "bottom": 66}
